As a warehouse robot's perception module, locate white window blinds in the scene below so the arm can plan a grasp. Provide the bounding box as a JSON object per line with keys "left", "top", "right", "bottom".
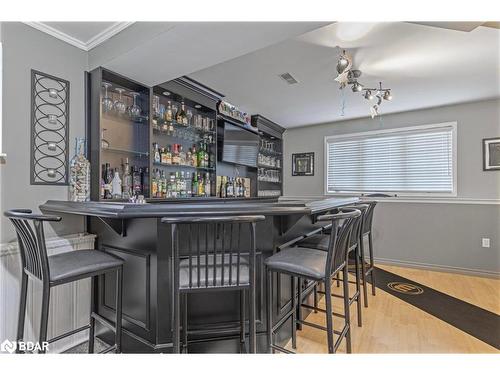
{"left": 326, "top": 123, "right": 456, "bottom": 194}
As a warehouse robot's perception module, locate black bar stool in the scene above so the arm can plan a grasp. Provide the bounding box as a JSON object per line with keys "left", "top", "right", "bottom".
{"left": 265, "top": 208, "right": 361, "bottom": 354}
{"left": 298, "top": 204, "right": 368, "bottom": 326}
{"left": 4, "top": 209, "right": 124, "bottom": 354}
{"left": 359, "top": 201, "right": 378, "bottom": 305}
{"left": 161, "top": 215, "right": 265, "bottom": 354}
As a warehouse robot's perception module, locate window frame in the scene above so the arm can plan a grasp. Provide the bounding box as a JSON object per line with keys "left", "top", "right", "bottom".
{"left": 324, "top": 122, "right": 458, "bottom": 197}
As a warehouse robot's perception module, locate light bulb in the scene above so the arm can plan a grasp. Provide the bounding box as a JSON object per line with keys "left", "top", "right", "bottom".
{"left": 364, "top": 90, "right": 373, "bottom": 100}
{"left": 383, "top": 91, "right": 393, "bottom": 101}
{"left": 352, "top": 82, "right": 363, "bottom": 92}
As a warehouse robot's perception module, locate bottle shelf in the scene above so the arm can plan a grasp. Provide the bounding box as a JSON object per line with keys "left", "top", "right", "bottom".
{"left": 257, "top": 163, "right": 281, "bottom": 170}
{"left": 152, "top": 161, "right": 215, "bottom": 171}
{"left": 259, "top": 149, "right": 282, "bottom": 157}
{"left": 153, "top": 120, "right": 216, "bottom": 135}
{"left": 257, "top": 179, "right": 281, "bottom": 184}
{"left": 102, "top": 147, "right": 149, "bottom": 157}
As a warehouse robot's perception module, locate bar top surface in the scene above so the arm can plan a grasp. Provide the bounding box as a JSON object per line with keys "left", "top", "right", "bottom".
{"left": 40, "top": 197, "right": 359, "bottom": 219}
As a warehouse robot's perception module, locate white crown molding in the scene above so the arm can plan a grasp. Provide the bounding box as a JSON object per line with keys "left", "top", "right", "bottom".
{"left": 23, "top": 22, "right": 134, "bottom": 51}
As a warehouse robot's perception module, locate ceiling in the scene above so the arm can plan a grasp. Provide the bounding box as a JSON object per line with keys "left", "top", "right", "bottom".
{"left": 91, "top": 22, "right": 328, "bottom": 86}
{"left": 25, "top": 22, "right": 134, "bottom": 50}
{"left": 189, "top": 22, "right": 500, "bottom": 128}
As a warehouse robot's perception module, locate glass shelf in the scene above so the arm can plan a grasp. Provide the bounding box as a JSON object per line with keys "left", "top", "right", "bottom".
{"left": 103, "top": 112, "right": 149, "bottom": 124}
{"left": 102, "top": 147, "right": 149, "bottom": 157}
{"left": 152, "top": 162, "right": 215, "bottom": 171}
{"left": 258, "top": 163, "right": 281, "bottom": 170}
{"left": 259, "top": 149, "right": 282, "bottom": 157}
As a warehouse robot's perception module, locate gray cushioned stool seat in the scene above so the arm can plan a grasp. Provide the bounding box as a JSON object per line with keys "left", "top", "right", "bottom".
{"left": 48, "top": 250, "right": 123, "bottom": 285}
{"left": 179, "top": 254, "right": 249, "bottom": 288}
{"left": 264, "top": 247, "right": 327, "bottom": 280}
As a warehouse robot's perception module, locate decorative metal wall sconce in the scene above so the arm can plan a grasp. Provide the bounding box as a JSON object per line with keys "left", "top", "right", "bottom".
{"left": 30, "top": 70, "right": 70, "bottom": 185}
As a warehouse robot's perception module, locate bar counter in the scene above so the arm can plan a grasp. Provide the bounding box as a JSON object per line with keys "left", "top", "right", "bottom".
{"left": 40, "top": 197, "right": 358, "bottom": 353}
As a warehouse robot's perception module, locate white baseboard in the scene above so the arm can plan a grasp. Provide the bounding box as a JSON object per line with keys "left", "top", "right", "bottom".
{"left": 374, "top": 257, "right": 500, "bottom": 279}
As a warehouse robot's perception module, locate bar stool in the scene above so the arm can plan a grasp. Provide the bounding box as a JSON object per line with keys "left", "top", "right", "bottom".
{"left": 265, "top": 208, "right": 361, "bottom": 354}
{"left": 161, "top": 215, "right": 265, "bottom": 354}
{"left": 4, "top": 209, "right": 124, "bottom": 354}
{"left": 359, "top": 201, "right": 377, "bottom": 304}
{"left": 298, "top": 204, "right": 368, "bottom": 326}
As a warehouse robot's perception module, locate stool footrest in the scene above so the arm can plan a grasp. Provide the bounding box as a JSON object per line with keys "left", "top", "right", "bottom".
{"left": 91, "top": 312, "right": 117, "bottom": 333}
{"left": 271, "top": 344, "right": 295, "bottom": 354}
{"left": 48, "top": 324, "right": 90, "bottom": 344}
{"left": 99, "top": 344, "right": 117, "bottom": 354}
{"left": 300, "top": 303, "right": 345, "bottom": 319}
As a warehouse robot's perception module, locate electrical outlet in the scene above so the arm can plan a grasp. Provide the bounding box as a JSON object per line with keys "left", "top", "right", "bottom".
{"left": 482, "top": 238, "right": 490, "bottom": 248}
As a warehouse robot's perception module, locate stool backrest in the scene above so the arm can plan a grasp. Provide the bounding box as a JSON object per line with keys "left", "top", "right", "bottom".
{"left": 317, "top": 208, "right": 361, "bottom": 276}
{"left": 342, "top": 204, "right": 369, "bottom": 249}
{"left": 360, "top": 201, "right": 377, "bottom": 235}
{"left": 161, "top": 215, "right": 265, "bottom": 290}
{"left": 3, "top": 209, "right": 61, "bottom": 281}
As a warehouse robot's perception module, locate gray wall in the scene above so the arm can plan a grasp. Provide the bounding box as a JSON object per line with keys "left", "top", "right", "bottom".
{"left": 284, "top": 99, "right": 500, "bottom": 275}
{"left": 1, "top": 22, "right": 88, "bottom": 243}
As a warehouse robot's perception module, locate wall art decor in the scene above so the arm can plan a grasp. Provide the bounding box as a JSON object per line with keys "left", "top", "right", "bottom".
{"left": 292, "top": 152, "right": 314, "bottom": 176}
{"left": 30, "top": 69, "right": 70, "bottom": 185}
{"left": 483, "top": 137, "right": 500, "bottom": 171}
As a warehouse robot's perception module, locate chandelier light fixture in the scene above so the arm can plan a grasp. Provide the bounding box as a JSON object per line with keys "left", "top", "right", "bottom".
{"left": 334, "top": 48, "right": 394, "bottom": 118}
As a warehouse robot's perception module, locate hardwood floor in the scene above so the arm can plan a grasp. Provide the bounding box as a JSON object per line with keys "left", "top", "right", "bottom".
{"left": 285, "top": 264, "right": 500, "bottom": 353}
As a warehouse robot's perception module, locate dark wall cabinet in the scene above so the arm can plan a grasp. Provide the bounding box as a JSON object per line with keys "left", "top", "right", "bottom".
{"left": 87, "top": 68, "right": 286, "bottom": 202}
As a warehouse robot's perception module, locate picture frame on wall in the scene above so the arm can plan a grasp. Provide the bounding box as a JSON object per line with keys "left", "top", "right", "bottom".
{"left": 292, "top": 152, "right": 314, "bottom": 176}
{"left": 483, "top": 137, "right": 500, "bottom": 171}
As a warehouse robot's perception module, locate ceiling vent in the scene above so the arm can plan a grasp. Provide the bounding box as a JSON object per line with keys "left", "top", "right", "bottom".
{"left": 279, "top": 72, "right": 299, "bottom": 85}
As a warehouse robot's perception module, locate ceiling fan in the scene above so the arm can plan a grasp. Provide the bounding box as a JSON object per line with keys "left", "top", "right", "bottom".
{"left": 408, "top": 21, "right": 499, "bottom": 32}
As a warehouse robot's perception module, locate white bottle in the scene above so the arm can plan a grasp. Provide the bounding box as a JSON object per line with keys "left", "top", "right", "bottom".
{"left": 111, "top": 169, "right": 122, "bottom": 199}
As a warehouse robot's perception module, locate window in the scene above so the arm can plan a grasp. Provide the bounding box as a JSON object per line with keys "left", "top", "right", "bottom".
{"left": 325, "top": 122, "right": 457, "bottom": 196}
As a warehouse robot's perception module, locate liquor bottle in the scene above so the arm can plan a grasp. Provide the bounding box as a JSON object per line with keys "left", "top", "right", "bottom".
{"left": 153, "top": 143, "right": 161, "bottom": 163}
{"left": 225, "top": 177, "right": 233, "bottom": 198}
{"left": 132, "top": 166, "right": 141, "bottom": 196}
{"left": 205, "top": 173, "right": 211, "bottom": 197}
{"left": 186, "top": 148, "right": 193, "bottom": 167}
{"left": 165, "top": 145, "right": 172, "bottom": 165}
{"left": 198, "top": 173, "right": 205, "bottom": 196}
{"left": 177, "top": 102, "right": 188, "bottom": 126}
{"left": 122, "top": 158, "right": 132, "bottom": 199}
{"left": 161, "top": 171, "right": 167, "bottom": 198}
{"left": 69, "top": 138, "right": 91, "bottom": 202}
{"left": 192, "top": 172, "right": 198, "bottom": 197}
{"left": 191, "top": 144, "right": 198, "bottom": 167}
{"left": 219, "top": 176, "right": 226, "bottom": 198}
{"left": 241, "top": 178, "right": 247, "bottom": 198}
{"left": 176, "top": 171, "right": 183, "bottom": 197}
{"left": 197, "top": 143, "right": 205, "bottom": 168}
{"left": 165, "top": 101, "right": 173, "bottom": 123}
{"left": 185, "top": 172, "right": 192, "bottom": 196}
{"left": 172, "top": 144, "right": 180, "bottom": 165}
{"left": 151, "top": 169, "right": 158, "bottom": 198}
{"left": 203, "top": 143, "right": 209, "bottom": 167}
{"left": 142, "top": 167, "right": 149, "bottom": 196}
{"left": 170, "top": 172, "right": 177, "bottom": 198}
{"left": 105, "top": 163, "right": 113, "bottom": 199}
{"left": 178, "top": 145, "right": 186, "bottom": 166}
{"left": 111, "top": 169, "right": 122, "bottom": 199}
{"left": 100, "top": 164, "right": 106, "bottom": 199}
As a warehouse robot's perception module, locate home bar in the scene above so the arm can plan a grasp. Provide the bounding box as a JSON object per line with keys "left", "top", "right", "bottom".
{"left": 2, "top": 20, "right": 498, "bottom": 358}
{"left": 32, "top": 67, "right": 359, "bottom": 353}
